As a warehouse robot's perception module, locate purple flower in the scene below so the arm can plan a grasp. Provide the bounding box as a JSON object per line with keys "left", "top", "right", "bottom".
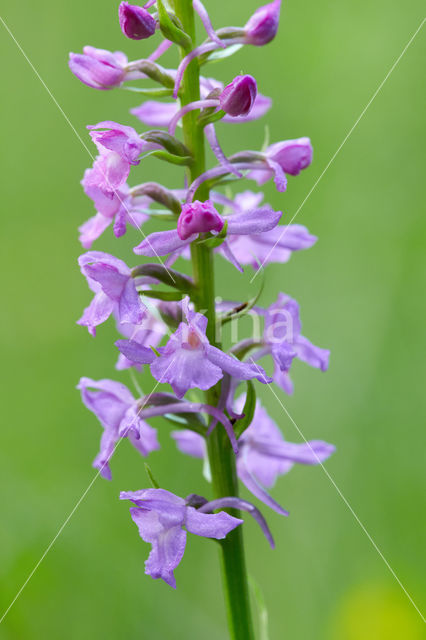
{"left": 251, "top": 137, "right": 313, "bottom": 190}
{"left": 78, "top": 378, "right": 159, "bottom": 479}
{"left": 78, "top": 251, "right": 146, "bottom": 335}
{"left": 131, "top": 75, "right": 271, "bottom": 127}
{"left": 219, "top": 75, "right": 257, "bottom": 117}
{"left": 119, "top": 2, "right": 157, "bottom": 40}
{"left": 177, "top": 200, "right": 224, "bottom": 240}
{"left": 83, "top": 149, "right": 130, "bottom": 196}
{"left": 120, "top": 488, "right": 242, "bottom": 587}
{"left": 78, "top": 176, "right": 150, "bottom": 248}
{"left": 148, "top": 298, "right": 272, "bottom": 398}
{"left": 262, "top": 293, "right": 330, "bottom": 393}
{"left": 88, "top": 121, "right": 144, "bottom": 166}
{"left": 172, "top": 398, "right": 335, "bottom": 514}
{"left": 134, "top": 199, "right": 282, "bottom": 272}
{"left": 244, "top": 0, "right": 281, "bottom": 46}
{"left": 212, "top": 191, "right": 317, "bottom": 269}
{"left": 69, "top": 47, "right": 128, "bottom": 90}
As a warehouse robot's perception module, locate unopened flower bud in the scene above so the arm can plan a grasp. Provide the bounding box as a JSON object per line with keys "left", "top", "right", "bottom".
{"left": 177, "top": 201, "right": 224, "bottom": 240}
{"left": 244, "top": 0, "right": 281, "bottom": 46}
{"left": 119, "top": 2, "right": 157, "bottom": 40}
{"left": 219, "top": 75, "right": 257, "bottom": 117}
{"left": 69, "top": 47, "right": 127, "bottom": 90}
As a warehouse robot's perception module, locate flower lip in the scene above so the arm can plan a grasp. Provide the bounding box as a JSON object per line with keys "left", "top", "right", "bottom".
{"left": 177, "top": 200, "right": 224, "bottom": 240}
{"left": 118, "top": 2, "right": 157, "bottom": 40}
{"left": 219, "top": 75, "right": 258, "bottom": 117}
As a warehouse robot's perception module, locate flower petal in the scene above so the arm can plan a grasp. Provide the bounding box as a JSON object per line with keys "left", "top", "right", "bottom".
{"left": 78, "top": 213, "right": 112, "bottom": 249}
{"left": 226, "top": 205, "right": 282, "bottom": 235}
{"left": 207, "top": 346, "right": 272, "bottom": 383}
{"left": 295, "top": 335, "right": 330, "bottom": 371}
{"left": 118, "top": 277, "right": 147, "bottom": 325}
{"left": 171, "top": 430, "right": 205, "bottom": 458}
{"left": 133, "top": 229, "right": 194, "bottom": 256}
{"left": 115, "top": 339, "right": 155, "bottom": 364}
{"left": 77, "top": 291, "right": 114, "bottom": 336}
{"left": 185, "top": 506, "right": 242, "bottom": 538}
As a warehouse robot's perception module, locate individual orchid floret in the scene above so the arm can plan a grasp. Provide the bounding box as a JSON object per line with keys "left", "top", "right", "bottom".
{"left": 77, "top": 378, "right": 159, "bottom": 479}
{"left": 132, "top": 75, "right": 270, "bottom": 129}
{"left": 167, "top": 74, "right": 258, "bottom": 137}
{"left": 172, "top": 398, "right": 335, "bottom": 514}
{"left": 88, "top": 121, "right": 145, "bottom": 166}
{"left": 79, "top": 175, "right": 150, "bottom": 248}
{"left": 177, "top": 200, "right": 224, "bottom": 240}
{"left": 250, "top": 137, "right": 313, "bottom": 188}
{"left": 260, "top": 293, "right": 330, "bottom": 393}
{"left": 244, "top": 0, "right": 281, "bottom": 45}
{"left": 187, "top": 136, "right": 312, "bottom": 197}
{"left": 211, "top": 191, "right": 317, "bottom": 270}
{"left": 77, "top": 251, "right": 146, "bottom": 335}
{"left": 69, "top": 47, "right": 129, "bottom": 90}
{"left": 134, "top": 199, "right": 282, "bottom": 272}
{"left": 219, "top": 75, "right": 257, "bottom": 117}
{"left": 86, "top": 121, "right": 147, "bottom": 192}
{"left": 119, "top": 2, "right": 157, "bottom": 40}
{"left": 120, "top": 488, "right": 243, "bottom": 588}
{"left": 147, "top": 297, "right": 272, "bottom": 399}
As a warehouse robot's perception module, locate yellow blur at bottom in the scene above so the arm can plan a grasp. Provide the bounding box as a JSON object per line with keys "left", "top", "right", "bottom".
{"left": 330, "top": 584, "right": 425, "bottom": 640}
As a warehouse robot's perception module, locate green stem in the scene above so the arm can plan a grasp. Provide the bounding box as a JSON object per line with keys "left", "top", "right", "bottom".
{"left": 172, "top": 2, "right": 255, "bottom": 638}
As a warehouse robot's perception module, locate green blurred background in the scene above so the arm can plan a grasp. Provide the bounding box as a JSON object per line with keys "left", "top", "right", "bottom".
{"left": 1, "top": 1, "right": 425, "bottom": 638}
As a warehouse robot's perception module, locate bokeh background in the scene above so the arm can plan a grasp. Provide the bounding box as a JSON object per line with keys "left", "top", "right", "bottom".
{"left": 1, "top": 1, "right": 425, "bottom": 638}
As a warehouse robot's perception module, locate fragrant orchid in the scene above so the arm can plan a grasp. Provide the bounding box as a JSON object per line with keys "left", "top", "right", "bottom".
{"left": 120, "top": 488, "right": 243, "bottom": 587}
{"left": 78, "top": 251, "right": 146, "bottom": 335}
{"left": 71, "top": 0, "right": 335, "bottom": 632}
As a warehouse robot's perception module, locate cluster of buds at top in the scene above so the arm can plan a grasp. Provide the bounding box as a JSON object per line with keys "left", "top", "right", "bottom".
{"left": 69, "top": 0, "right": 335, "bottom": 591}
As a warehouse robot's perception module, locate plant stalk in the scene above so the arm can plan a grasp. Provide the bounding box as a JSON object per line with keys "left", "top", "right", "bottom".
{"left": 172, "top": 1, "right": 255, "bottom": 638}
